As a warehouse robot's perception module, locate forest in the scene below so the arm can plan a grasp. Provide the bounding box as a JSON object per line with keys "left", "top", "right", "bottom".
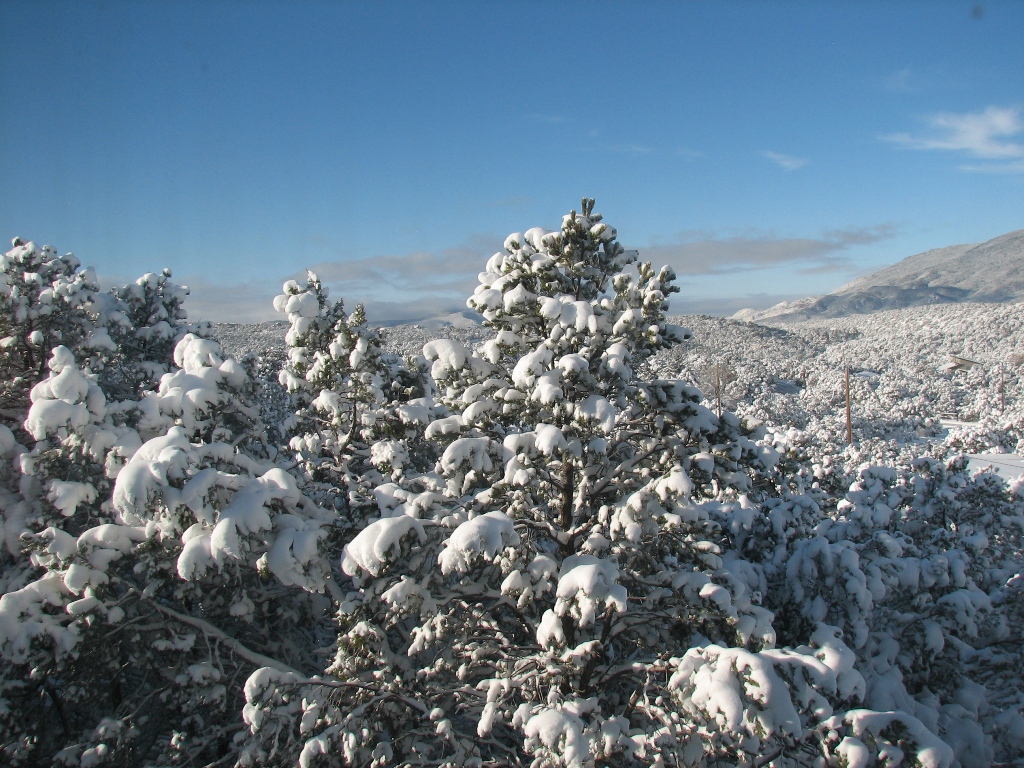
{"left": 1, "top": 201, "right": 1022, "bottom": 767}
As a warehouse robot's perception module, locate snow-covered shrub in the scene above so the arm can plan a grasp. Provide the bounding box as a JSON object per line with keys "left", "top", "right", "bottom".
{"left": 0, "top": 280, "right": 336, "bottom": 764}
{"left": 758, "top": 455, "right": 1024, "bottom": 765}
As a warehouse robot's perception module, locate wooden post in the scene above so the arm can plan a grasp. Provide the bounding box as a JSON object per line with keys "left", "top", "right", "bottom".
{"left": 1000, "top": 368, "right": 1006, "bottom": 413}
{"left": 845, "top": 366, "right": 853, "bottom": 445}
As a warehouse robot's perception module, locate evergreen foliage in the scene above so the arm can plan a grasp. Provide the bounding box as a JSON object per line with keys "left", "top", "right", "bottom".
{"left": 0, "top": 208, "right": 1022, "bottom": 766}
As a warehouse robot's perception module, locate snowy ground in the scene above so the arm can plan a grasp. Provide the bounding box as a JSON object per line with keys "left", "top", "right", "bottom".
{"left": 967, "top": 452, "right": 1024, "bottom": 476}
{"left": 218, "top": 300, "right": 1024, "bottom": 458}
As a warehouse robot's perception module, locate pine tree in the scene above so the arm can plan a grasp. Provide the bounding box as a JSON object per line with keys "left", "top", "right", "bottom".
{"left": 240, "top": 200, "right": 849, "bottom": 768}
{"left": 275, "top": 272, "right": 428, "bottom": 517}
{"left": 0, "top": 289, "right": 335, "bottom": 764}
{"left": 0, "top": 239, "right": 105, "bottom": 438}
{"left": 100, "top": 269, "right": 210, "bottom": 401}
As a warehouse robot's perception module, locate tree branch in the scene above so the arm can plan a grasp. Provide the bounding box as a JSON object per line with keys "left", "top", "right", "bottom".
{"left": 121, "top": 584, "right": 302, "bottom": 675}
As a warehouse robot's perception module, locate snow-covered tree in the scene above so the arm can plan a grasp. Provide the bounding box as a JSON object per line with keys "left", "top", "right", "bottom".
{"left": 275, "top": 272, "right": 427, "bottom": 515}
{"left": 5, "top": 227, "right": 1024, "bottom": 766}
{"left": 0, "top": 239, "right": 106, "bottom": 437}
{"left": 0, "top": 274, "right": 337, "bottom": 764}
{"left": 237, "top": 200, "right": 895, "bottom": 768}
{"left": 99, "top": 269, "right": 210, "bottom": 401}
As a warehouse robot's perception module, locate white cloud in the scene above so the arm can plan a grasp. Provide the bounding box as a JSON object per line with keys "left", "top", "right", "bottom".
{"left": 882, "top": 106, "right": 1024, "bottom": 172}
{"left": 762, "top": 150, "right": 809, "bottom": 170}
{"left": 88, "top": 226, "right": 479, "bottom": 327}
{"left": 182, "top": 278, "right": 281, "bottom": 324}
{"left": 181, "top": 236, "right": 499, "bottom": 325}
{"left": 305, "top": 237, "right": 488, "bottom": 292}
{"left": 96, "top": 272, "right": 282, "bottom": 325}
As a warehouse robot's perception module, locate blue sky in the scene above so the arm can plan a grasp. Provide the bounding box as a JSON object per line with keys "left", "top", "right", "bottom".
{"left": 1, "top": 1, "right": 1022, "bottom": 323}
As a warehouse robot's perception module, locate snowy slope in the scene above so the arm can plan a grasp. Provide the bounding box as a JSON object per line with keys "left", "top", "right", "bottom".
{"left": 734, "top": 228, "right": 1024, "bottom": 322}
{"left": 217, "top": 300, "right": 1024, "bottom": 458}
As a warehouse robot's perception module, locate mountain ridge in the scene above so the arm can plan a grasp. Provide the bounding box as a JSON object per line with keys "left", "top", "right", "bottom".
{"left": 733, "top": 228, "right": 1024, "bottom": 323}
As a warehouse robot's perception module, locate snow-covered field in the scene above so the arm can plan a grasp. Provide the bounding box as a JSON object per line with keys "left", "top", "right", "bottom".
{"left": 222, "top": 299, "right": 1024, "bottom": 459}
{"left": 2, "top": 219, "right": 1023, "bottom": 767}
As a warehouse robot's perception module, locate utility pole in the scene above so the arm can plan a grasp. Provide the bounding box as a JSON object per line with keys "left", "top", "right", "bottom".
{"left": 845, "top": 366, "right": 853, "bottom": 445}
{"left": 716, "top": 363, "right": 722, "bottom": 419}
{"left": 1000, "top": 367, "right": 1006, "bottom": 413}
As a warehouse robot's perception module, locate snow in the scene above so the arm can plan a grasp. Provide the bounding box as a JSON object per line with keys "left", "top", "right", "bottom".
{"left": 439, "top": 436, "right": 498, "bottom": 475}
{"left": 0, "top": 572, "right": 79, "bottom": 663}
{"left": 8, "top": 215, "right": 1024, "bottom": 767}
{"left": 511, "top": 347, "right": 553, "bottom": 389}
{"left": 523, "top": 704, "right": 589, "bottom": 768}
{"left": 24, "top": 347, "right": 103, "bottom": 440}
{"left": 340, "top": 515, "right": 427, "bottom": 577}
{"left": 202, "top": 468, "right": 311, "bottom": 582}
{"left": 437, "top": 511, "right": 519, "bottom": 575}
{"left": 422, "top": 338, "right": 467, "bottom": 380}
{"left": 112, "top": 426, "right": 191, "bottom": 523}
{"left": 576, "top": 394, "right": 616, "bottom": 433}
{"left": 843, "top": 709, "right": 954, "bottom": 768}
{"left": 47, "top": 480, "right": 97, "bottom": 516}
{"left": 966, "top": 452, "right": 1024, "bottom": 476}
{"left": 554, "top": 555, "right": 627, "bottom": 628}
{"left": 536, "top": 608, "right": 566, "bottom": 649}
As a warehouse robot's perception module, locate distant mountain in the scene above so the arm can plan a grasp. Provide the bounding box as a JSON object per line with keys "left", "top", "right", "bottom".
{"left": 398, "top": 310, "right": 481, "bottom": 330}
{"left": 732, "top": 228, "right": 1024, "bottom": 323}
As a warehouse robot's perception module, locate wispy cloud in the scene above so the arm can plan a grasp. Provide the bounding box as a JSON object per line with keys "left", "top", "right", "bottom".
{"left": 636, "top": 224, "right": 898, "bottom": 277}
{"left": 182, "top": 278, "right": 282, "bottom": 324}
{"left": 884, "top": 67, "right": 915, "bottom": 94}
{"left": 762, "top": 150, "right": 809, "bottom": 170}
{"left": 178, "top": 225, "right": 898, "bottom": 326}
{"left": 178, "top": 236, "right": 498, "bottom": 325}
{"left": 526, "top": 113, "right": 565, "bottom": 124}
{"left": 95, "top": 272, "right": 283, "bottom": 325}
{"left": 301, "top": 238, "right": 492, "bottom": 324}
{"left": 881, "top": 106, "right": 1024, "bottom": 172}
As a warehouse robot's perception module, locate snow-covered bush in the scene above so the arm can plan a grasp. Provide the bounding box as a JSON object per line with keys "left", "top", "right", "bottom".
{"left": 0, "top": 244, "right": 340, "bottom": 765}
{"left": 756, "top": 455, "right": 1024, "bottom": 765}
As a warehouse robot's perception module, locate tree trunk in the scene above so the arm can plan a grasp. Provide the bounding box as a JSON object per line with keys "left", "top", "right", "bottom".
{"left": 559, "top": 458, "right": 574, "bottom": 532}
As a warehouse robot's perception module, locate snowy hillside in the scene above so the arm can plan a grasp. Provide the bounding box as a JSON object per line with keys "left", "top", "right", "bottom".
{"left": 735, "top": 228, "right": 1024, "bottom": 322}
{"left": 220, "top": 301, "right": 1024, "bottom": 452}
{"left": 665, "top": 303, "right": 1024, "bottom": 449}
